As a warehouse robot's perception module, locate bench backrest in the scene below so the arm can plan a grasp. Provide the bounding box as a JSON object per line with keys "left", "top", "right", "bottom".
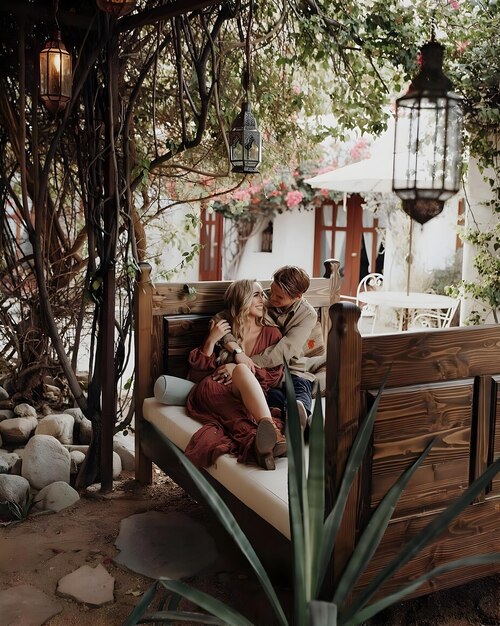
{"left": 325, "top": 302, "right": 500, "bottom": 598}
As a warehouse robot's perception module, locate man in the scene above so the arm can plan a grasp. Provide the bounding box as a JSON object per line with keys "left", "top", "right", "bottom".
{"left": 220, "top": 265, "right": 318, "bottom": 427}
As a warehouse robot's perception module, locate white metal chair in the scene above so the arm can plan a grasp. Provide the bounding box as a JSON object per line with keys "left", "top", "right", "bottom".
{"left": 341, "top": 273, "right": 384, "bottom": 333}
{"left": 409, "top": 299, "right": 459, "bottom": 329}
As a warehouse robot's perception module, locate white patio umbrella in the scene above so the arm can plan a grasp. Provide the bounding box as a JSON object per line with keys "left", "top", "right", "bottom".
{"left": 304, "top": 155, "right": 394, "bottom": 194}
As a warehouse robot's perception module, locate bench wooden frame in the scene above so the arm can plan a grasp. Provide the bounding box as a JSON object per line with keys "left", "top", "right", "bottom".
{"left": 135, "top": 264, "right": 500, "bottom": 599}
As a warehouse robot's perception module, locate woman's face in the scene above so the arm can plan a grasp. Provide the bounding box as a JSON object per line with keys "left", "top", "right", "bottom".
{"left": 249, "top": 282, "right": 265, "bottom": 318}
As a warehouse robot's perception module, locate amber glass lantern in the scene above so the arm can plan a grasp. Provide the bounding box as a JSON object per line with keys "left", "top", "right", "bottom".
{"left": 39, "top": 30, "right": 72, "bottom": 115}
{"left": 393, "top": 40, "right": 463, "bottom": 224}
{"left": 229, "top": 101, "right": 262, "bottom": 174}
{"left": 96, "top": 0, "right": 137, "bottom": 18}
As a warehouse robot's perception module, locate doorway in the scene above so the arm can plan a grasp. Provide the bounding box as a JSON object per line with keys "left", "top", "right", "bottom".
{"left": 313, "top": 195, "right": 383, "bottom": 296}
{"left": 199, "top": 206, "right": 223, "bottom": 281}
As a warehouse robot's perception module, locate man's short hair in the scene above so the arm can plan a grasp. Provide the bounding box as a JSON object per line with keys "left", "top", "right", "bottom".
{"left": 272, "top": 266, "right": 310, "bottom": 298}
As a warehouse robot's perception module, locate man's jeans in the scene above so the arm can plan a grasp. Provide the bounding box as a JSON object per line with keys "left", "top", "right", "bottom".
{"left": 267, "top": 375, "right": 313, "bottom": 417}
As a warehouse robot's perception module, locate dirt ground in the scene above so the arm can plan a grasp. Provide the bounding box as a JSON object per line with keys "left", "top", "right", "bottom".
{"left": 1, "top": 468, "right": 498, "bottom": 626}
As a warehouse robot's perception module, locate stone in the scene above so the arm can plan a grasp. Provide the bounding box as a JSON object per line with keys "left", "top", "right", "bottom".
{"left": 66, "top": 407, "right": 85, "bottom": 423}
{"left": 0, "top": 385, "right": 9, "bottom": 400}
{"left": 114, "top": 511, "right": 217, "bottom": 579}
{"left": 21, "top": 435, "right": 71, "bottom": 490}
{"left": 113, "top": 432, "right": 135, "bottom": 470}
{"left": 32, "top": 481, "right": 80, "bottom": 512}
{"left": 14, "top": 403, "right": 37, "bottom": 417}
{"left": 35, "top": 413, "right": 74, "bottom": 445}
{"left": 0, "top": 474, "right": 30, "bottom": 509}
{"left": 0, "top": 450, "right": 20, "bottom": 473}
{"left": 0, "top": 416, "right": 37, "bottom": 444}
{"left": 70, "top": 449, "right": 86, "bottom": 474}
{"left": 0, "top": 584, "right": 62, "bottom": 625}
{"left": 112, "top": 451, "right": 122, "bottom": 479}
{"left": 78, "top": 416, "right": 93, "bottom": 444}
{"left": 56, "top": 564, "right": 114, "bottom": 606}
{"left": 0, "top": 408, "right": 15, "bottom": 421}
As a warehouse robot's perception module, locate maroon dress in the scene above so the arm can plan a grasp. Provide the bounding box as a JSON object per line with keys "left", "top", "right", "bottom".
{"left": 185, "top": 326, "right": 283, "bottom": 468}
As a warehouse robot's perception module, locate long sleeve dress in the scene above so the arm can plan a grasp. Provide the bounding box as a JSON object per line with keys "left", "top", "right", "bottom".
{"left": 185, "top": 325, "right": 283, "bottom": 468}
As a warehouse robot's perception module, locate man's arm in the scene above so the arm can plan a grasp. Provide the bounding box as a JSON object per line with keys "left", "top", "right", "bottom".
{"left": 252, "top": 307, "right": 317, "bottom": 368}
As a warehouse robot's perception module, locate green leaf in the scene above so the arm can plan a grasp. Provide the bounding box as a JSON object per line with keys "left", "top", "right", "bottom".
{"left": 157, "top": 579, "right": 253, "bottom": 625}
{"left": 348, "top": 553, "right": 500, "bottom": 626}
{"left": 315, "top": 370, "right": 390, "bottom": 594}
{"left": 307, "top": 383, "right": 326, "bottom": 594}
{"left": 309, "top": 599, "right": 338, "bottom": 626}
{"left": 342, "top": 455, "right": 500, "bottom": 623}
{"left": 122, "top": 581, "right": 159, "bottom": 626}
{"left": 137, "top": 610, "right": 226, "bottom": 623}
{"left": 333, "top": 438, "right": 435, "bottom": 606}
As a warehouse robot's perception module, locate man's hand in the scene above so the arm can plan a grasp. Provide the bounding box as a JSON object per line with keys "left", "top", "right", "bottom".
{"left": 212, "top": 363, "right": 236, "bottom": 385}
{"left": 234, "top": 352, "right": 256, "bottom": 373}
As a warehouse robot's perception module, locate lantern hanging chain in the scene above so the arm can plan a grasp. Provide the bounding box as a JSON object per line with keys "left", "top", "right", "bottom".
{"left": 244, "top": 0, "right": 254, "bottom": 97}
{"left": 53, "top": 0, "right": 60, "bottom": 30}
{"left": 430, "top": 11, "right": 436, "bottom": 42}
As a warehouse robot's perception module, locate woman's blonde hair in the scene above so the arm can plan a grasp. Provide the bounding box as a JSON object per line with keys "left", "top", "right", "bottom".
{"left": 224, "top": 279, "right": 263, "bottom": 342}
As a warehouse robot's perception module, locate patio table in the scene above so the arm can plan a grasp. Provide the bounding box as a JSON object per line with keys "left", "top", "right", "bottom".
{"left": 357, "top": 290, "right": 457, "bottom": 331}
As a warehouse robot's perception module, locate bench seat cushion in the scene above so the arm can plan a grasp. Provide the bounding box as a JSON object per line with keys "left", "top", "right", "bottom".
{"left": 142, "top": 397, "right": 290, "bottom": 538}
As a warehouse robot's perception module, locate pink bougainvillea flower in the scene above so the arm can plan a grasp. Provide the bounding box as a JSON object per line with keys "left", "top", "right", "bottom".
{"left": 456, "top": 40, "right": 470, "bottom": 53}
{"left": 449, "top": 0, "right": 459, "bottom": 9}
{"left": 233, "top": 188, "right": 251, "bottom": 202}
{"left": 285, "top": 190, "right": 304, "bottom": 209}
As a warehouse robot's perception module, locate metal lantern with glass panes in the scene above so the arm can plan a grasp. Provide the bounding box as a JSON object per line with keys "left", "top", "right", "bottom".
{"left": 392, "top": 40, "right": 463, "bottom": 224}
{"left": 96, "top": 0, "right": 137, "bottom": 18}
{"left": 229, "top": 101, "right": 262, "bottom": 174}
{"left": 39, "top": 30, "right": 72, "bottom": 115}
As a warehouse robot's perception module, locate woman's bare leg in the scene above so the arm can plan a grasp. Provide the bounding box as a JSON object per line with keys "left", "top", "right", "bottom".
{"left": 231, "top": 363, "right": 271, "bottom": 420}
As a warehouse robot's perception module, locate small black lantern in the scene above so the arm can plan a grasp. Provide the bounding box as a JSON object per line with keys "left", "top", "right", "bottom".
{"left": 393, "top": 40, "right": 463, "bottom": 224}
{"left": 39, "top": 29, "right": 72, "bottom": 115}
{"left": 229, "top": 100, "right": 262, "bottom": 174}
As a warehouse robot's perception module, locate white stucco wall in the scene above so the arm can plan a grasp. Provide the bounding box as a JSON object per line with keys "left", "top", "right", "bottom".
{"left": 233, "top": 208, "right": 316, "bottom": 280}
{"left": 383, "top": 197, "right": 460, "bottom": 292}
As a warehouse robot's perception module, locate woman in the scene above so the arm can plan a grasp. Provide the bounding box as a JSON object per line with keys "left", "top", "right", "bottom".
{"left": 185, "top": 279, "right": 286, "bottom": 470}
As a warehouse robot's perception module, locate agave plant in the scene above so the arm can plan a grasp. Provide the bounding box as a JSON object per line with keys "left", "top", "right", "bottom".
{"left": 125, "top": 366, "right": 500, "bottom": 625}
{"left": 0, "top": 494, "right": 32, "bottom": 526}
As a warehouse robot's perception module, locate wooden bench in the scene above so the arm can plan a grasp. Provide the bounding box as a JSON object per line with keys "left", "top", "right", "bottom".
{"left": 134, "top": 266, "right": 500, "bottom": 598}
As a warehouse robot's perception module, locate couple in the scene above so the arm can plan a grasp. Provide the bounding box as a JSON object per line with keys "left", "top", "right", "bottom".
{"left": 185, "top": 266, "right": 317, "bottom": 471}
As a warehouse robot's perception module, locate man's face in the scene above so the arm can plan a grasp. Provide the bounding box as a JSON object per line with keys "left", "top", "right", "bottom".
{"left": 268, "top": 281, "right": 298, "bottom": 309}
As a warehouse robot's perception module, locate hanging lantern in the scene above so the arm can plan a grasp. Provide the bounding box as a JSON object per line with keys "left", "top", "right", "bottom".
{"left": 229, "top": 101, "right": 262, "bottom": 174}
{"left": 39, "top": 30, "right": 72, "bottom": 115}
{"left": 392, "top": 40, "right": 463, "bottom": 224}
{"left": 96, "top": 0, "right": 137, "bottom": 18}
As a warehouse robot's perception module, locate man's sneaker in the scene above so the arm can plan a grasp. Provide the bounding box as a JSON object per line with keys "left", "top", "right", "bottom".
{"left": 296, "top": 400, "right": 308, "bottom": 431}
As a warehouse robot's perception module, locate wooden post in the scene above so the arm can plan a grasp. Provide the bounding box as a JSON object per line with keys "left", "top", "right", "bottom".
{"left": 321, "top": 258, "right": 342, "bottom": 341}
{"left": 134, "top": 263, "right": 153, "bottom": 484}
{"left": 324, "top": 301, "right": 363, "bottom": 594}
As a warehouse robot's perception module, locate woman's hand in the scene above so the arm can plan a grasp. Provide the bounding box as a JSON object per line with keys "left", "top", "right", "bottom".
{"left": 208, "top": 318, "right": 232, "bottom": 343}
{"left": 213, "top": 363, "right": 236, "bottom": 385}
{"left": 201, "top": 319, "right": 232, "bottom": 356}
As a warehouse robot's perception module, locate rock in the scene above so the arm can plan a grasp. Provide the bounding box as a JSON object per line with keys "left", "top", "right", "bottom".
{"left": 0, "top": 416, "right": 38, "bottom": 444}
{"left": 0, "top": 474, "right": 30, "bottom": 509}
{"left": 0, "top": 432, "right": 2, "bottom": 447}
{"left": 113, "top": 451, "right": 122, "bottom": 479}
{"left": 113, "top": 432, "right": 135, "bottom": 471}
{"left": 32, "top": 481, "right": 79, "bottom": 512}
{"left": 78, "top": 417, "right": 93, "bottom": 444}
{"left": 0, "top": 450, "right": 20, "bottom": 474}
{"left": 21, "top": 435, "right": 71, "bottom": 490}
{"left": 69, "top": 450, "right": 86, "bottom": 474}
{"left": 56, "top": 564, "right": 114, "bottom": 606}
{"left": 66, "top": 407, "right": 85, "bottom": 423}
{"left": 0, "top": 584, "right": 62, "bottom": 625}
{"left": 14, "top": 403, "right": 37, "bottom": 418}
{"left": 35, "top": 413, "right": 74, "bottom": 445}
{"left": 0, "top": 409, "right": 15, "bottom": 421}
{"left": 0, "top": 385, "right": 9, "bottom": 400}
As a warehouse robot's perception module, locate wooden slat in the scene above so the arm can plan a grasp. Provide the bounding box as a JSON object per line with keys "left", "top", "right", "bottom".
{"left": 490, "top": 375, "right": 500, "bottom": 495}
{"left": 150, "top": 277, "right": 333, "bottom": 317}
{"left": 361, "top": 325, "right": 500, "bottom": 388}
{"left": 164, "top": 315, "right": 212, "bottom": 378}
{"left": 353, "top": 499, "right": 500, "bottom": 600}
{"left": 369, "top": 381, "right": 474, "bottom": 517}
